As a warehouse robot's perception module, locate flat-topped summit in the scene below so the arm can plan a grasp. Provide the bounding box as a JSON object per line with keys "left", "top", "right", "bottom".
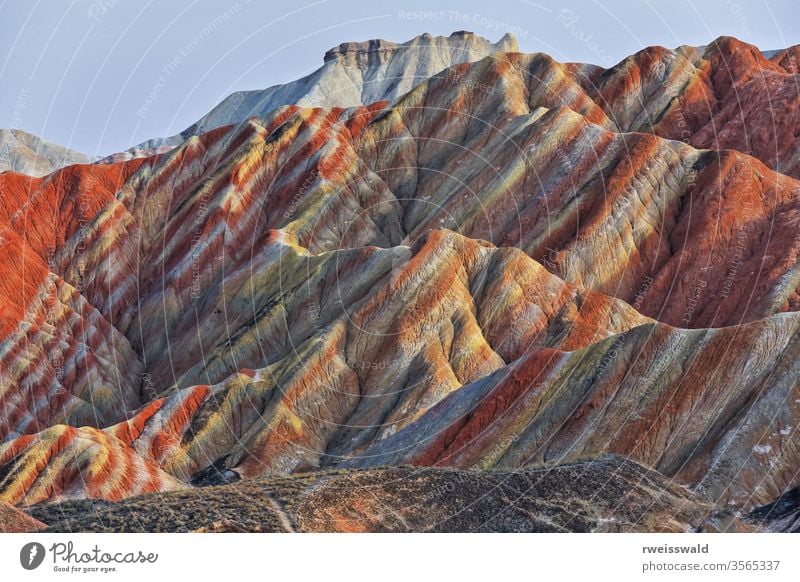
{"left": 323, "top": 38, "right": 399, "bottom": 64}
{"left": 323, "top": 31, "right": 518, "bottom": 65}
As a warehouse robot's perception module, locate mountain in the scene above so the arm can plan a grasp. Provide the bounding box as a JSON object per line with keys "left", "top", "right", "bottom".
{"left": 345, "top": 312, "right": 800, "bottom": 510}
{"left": 129, "top": 34, "right": 800, "bottom": 182}
{"left": 189, "top": 30, "right": 519, "bottom": 135}
{"left": 1, "top": 32, "right": 514, "bottom": 171}
{"left": 0, "top": 226, "right": 652, "bottom": 505}
{"left": 0, "top": 129, "right": 90, "bottom": 177}
{"left": 0, "top": 33, "right": 799, "bottom": 532}
{"left": 572, "top": 37, "right": 800, "bottom": 178}
{"left": 128, "top": 31, "right": 518, "bottom": 157}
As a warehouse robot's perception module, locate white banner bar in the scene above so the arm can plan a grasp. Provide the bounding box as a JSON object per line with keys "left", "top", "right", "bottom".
{"left": 1, "top": 533, "right": 798, "bottom": 581}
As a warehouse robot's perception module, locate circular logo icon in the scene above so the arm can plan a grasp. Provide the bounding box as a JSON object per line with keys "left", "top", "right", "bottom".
{"left": 20, "top": 542, "right": 46, "bottom": 570}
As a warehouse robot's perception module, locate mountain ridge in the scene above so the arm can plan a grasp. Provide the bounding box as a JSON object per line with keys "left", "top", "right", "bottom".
{"left": 0, "top": 129, "right": 91, "bottom": 177}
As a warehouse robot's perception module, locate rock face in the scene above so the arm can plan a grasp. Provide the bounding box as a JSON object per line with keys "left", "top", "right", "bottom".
{"left": 0, "top": 226, "right": 652, "bottom": 506}
{"left": 574, "top": 37, "right": 800, "bottom": 178}
{"left": 0, "top": 129, "right": 90, "bottom": 177}
{"left": 0, "top": 33, "right": 799, "bottom": 532}
{"left": 0, "top": 159, "right": 150, "bottom": 441}
{"left": 28, "top": 457, "right": 750, "bottom": 533}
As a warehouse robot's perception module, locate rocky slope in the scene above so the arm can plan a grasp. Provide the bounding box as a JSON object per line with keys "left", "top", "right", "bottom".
{"left": 345, "top": 312, "right": 800, "bottom": 511}
{"left": 574, "top": 37, "right": 800, "bottom": 178}
{"left": 26, "top": 457, "right": 751, "bottom": 533}
{"left": 0, "top": 226, "right": 652, "bottom": 506}
{"left": 0, "top": 33, "right": 798, "bottom": 532}
{"left": 0, "top": 499, "right": 44, "bottom": 532}
{"left": 0, "top": 129, "right": 90, "bottom": 177}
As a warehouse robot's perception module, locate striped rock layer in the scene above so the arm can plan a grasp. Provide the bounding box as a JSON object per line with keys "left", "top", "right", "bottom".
{"left": 137, "top": 34, "right": 799, "bottom": 181}
{"left": 0, "top": 35, "right": 798, "bottom": 520}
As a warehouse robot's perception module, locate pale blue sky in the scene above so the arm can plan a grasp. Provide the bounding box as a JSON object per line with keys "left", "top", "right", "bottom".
{"left": 1, "top": 0, "right": 797, "bottom": 155}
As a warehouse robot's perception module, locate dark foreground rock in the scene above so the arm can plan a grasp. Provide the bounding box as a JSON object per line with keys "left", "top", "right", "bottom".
{"left": 746, "top": 487, "right": 800, "bottom": 532}
{"left": 28, "top": 456, "right": 750, "bottom": 533}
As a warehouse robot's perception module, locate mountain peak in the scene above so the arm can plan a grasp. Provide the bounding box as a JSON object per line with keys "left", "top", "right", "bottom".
{"left": 323, "top": 31, "right": 517, "bottom": 65}
{"left": 0, "top": 128, "right": 90, "bottom": 176}
{"left": 177, "top": 31, "right": 517, "bottom": 138}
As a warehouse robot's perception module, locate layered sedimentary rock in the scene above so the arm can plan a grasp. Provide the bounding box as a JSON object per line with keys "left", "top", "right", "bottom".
{"left": 0, "top": 129, "right": 90, "bottom": 177}
{"left": 0, "top": 34, "right": 798, "bottom": 532}
{"left": 0, "top": 228, "right": 652, "bottom": 506}
{"left": 131, "top": 35, "right": 799, "bottom": 179}
{"left": 346, "top": 313, "right": 800, "bottom": 510}
{"left": 0, "top": 160, "right": 150, "bottom": 441}
{"left": 570, "top": 37, "right": 800, "bottom": 178}
{"left": 0, "top": 423, "right": 186, "bottom": 506}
